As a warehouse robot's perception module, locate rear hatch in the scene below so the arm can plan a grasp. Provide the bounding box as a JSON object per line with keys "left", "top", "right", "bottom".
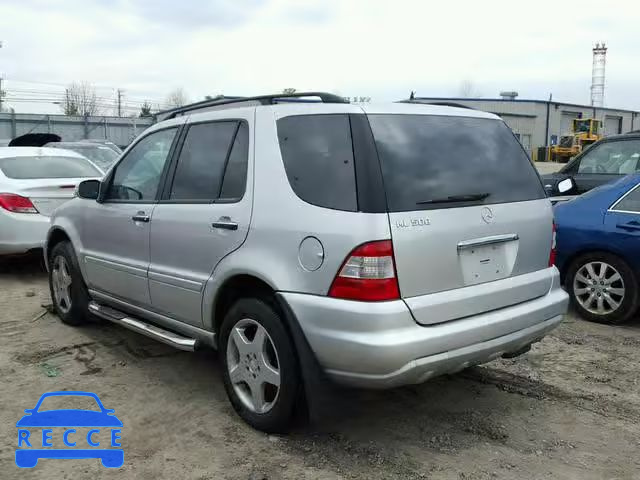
{"left": 367, "top": 113, "right": 553, "bottom": 325}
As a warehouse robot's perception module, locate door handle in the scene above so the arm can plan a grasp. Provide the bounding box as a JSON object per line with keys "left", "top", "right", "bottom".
{"left": 616, "top": 221, "right": 640, "bottom": 232}
{"left": 131, "top": 212, "right": 150, "bottom": 223}
{"left": 212, "top": 216, "right": 238, "bottom": 231}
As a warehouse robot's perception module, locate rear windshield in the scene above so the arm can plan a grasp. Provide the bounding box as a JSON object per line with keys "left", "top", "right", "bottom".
{"left": 368, "top": 115, "right": 545, "bottom": 211}
{"left": 65, "top": 146, "right": 119, "bottom": 171}
{"left": 0, "top": 155, "right": 101, "bottom": 179}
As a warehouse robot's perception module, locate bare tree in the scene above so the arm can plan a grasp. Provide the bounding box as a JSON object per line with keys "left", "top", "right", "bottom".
{"left": 282, "top": 88, "right": 297, "bottom": 95}
{"left": 60, "top": 81, "right": 100, "bottom": 116}
{"left": 165, "top": 88, "right": 190, "bottom": 108}
{"left": 139, "top": 101, "right": 153, "bottom": 118}
{"left": 458, "top": 80, "right": 481, "bottom": 98}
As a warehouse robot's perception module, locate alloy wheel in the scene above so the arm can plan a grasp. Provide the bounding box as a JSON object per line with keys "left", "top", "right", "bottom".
{"left": 52, "top": 255, "right": 73, "bottom": 314}
{"left": 573, "top": 261, "right": 625, "bottom": 316}
{"left": 226, "top": 318, "right": 281, "bottom": 414}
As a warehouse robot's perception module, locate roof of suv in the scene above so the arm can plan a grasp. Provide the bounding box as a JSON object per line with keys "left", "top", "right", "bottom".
{"left": 180, "top": 102, "right": 500, "bottom": 127}
{"left": 155, "top": 92, "right": 501, "bottom": 126}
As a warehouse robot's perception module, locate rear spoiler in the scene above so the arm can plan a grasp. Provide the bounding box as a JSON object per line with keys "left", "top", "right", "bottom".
{"left": 9, "top": 133, "right": 62, "bottom": 147}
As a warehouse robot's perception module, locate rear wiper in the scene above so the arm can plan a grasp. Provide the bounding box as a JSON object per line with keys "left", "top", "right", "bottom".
{"left": 416, "top": 192, "right": 491, "bottom": 205}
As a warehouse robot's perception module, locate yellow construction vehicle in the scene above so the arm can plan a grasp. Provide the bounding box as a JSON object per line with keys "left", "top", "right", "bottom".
{"left": 549, "top": 118, "right": 603, "bottom": 162}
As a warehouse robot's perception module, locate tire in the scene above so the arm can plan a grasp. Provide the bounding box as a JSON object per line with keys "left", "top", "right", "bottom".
{"left": 565, "top": 252, "right": 639, "bottom": 325}
{"left": 219, "top": 297, "right": 301, "bottom": 432}
{"left": 48, "top": 241, "right": 91, "bottom": 326}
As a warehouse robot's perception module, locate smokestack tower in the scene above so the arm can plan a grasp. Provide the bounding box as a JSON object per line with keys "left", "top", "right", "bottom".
{"left": 591, "top": 42, "right": 607, "bottom": 107}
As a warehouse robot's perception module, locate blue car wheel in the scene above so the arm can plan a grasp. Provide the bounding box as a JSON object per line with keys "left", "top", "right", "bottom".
{"left": 566, "top": 252, "right": 639, "bottom": 324}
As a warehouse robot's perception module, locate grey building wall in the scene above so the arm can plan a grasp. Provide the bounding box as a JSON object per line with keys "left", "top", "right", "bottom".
{"left": 0, "top": 113, "right": 154, "bottom": 147}
{"left": 414, "top": 97, "right": 640, "bottom": 159}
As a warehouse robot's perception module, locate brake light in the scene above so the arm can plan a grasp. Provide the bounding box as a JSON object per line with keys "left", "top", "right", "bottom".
{"left": 328, "top": 240, "right": 400, "bottom": 301}
{"left": 0, "top": 194, "right": 38, "bottom": 214}
{"left": 549, "top": 222, "right": 557, "bottom": 267}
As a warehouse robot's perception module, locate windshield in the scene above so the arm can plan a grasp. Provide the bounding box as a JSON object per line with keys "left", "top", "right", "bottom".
{"left": 574, "top": 120, "right": 591, "bottom": 133}
{"left": 0, "top": 155, "right": 101, "bottom": 179}
{"left": 575, "top": 140, "right": 640, "bottom": 175}
{"left": 368, "top": 115, "right": 545, "bottom": 211}
{"left": 66, "top": 145, "right": 119, "bottom": 171}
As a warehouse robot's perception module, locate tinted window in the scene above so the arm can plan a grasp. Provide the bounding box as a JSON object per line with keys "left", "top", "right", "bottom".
{"left": 0, "top": 155, "right": 101, "bottom": 179}
{"left": 277, "top": 114, "right": 357, "bottom": 211}
{"left": 106, "top": 128, "right": 177, "bottom": 201}
{"left": 614, "top": 185, "right": 640, "bottom": 212}
{"left": 170, "top": 122, "right": 237, "bottom": 200}
{"left": 220, "top": 123, "right": 249, "bottom": 199}
{"left": 368, "top": 115, "right": 545, "bottom": 212}
{"left": 577, "top": 140, "right": 640, "bottom": 175}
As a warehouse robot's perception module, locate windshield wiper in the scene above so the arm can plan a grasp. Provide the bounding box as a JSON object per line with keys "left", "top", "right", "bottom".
{"left": 416, "top": 192, "right": 491, "bottom": 205}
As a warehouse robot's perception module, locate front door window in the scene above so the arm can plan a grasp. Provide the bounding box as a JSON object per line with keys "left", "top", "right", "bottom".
{"left": 577, "top": 140, "right": 640, "bottom": 175}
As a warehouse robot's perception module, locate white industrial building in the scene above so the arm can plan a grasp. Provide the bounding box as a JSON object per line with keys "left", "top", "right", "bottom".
{"left": 410, "top": 96, "right": 640, "bottom": 160}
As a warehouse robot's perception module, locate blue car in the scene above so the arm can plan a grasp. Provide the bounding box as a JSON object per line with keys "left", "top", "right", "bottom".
{"left": 555, "top": 173, "right": 640, "bottom": 324}
{"left": 15, "top": 391, "right": 123, "bottom": 468}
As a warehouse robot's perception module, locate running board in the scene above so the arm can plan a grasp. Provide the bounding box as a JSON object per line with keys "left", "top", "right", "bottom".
{"left": 88, "top": 302, "right": 196, "bottom": 351}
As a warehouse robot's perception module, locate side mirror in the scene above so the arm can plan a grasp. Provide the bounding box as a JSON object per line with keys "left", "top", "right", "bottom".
{"left": 556, "top": 176, "right": 577, "bottom": 194}
{"left": 77, "top": 179, "right": 101, "bottom": 200}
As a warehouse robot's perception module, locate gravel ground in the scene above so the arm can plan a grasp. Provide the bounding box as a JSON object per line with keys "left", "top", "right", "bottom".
{"left": 1, "top": 254, "right": 639, "bottom": 479}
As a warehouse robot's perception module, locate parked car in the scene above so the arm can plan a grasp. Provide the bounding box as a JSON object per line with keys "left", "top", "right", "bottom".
{"left": 542, "top": 132, "right": 640, "bottom": 197}
{"left": 45, "top": 142, "right": 120, "bottom": 172}
{"left": 82, "top": 139, "right": 123, "bottom": 155}
{"left": 45, "top": 93, "right": 569, "bottom": 432}
{"left": 0, "top": 147, "right": 102, "bottom": 255}
{"left": 555, "top": 173, "right": 640, "bottom": 324}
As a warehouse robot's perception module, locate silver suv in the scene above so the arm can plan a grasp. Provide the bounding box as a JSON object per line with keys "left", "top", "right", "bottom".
{"left": 45, "top": 92, "right": 569, "bottom": 432}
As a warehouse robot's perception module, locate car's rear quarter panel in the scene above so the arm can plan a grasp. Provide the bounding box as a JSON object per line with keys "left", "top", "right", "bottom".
{"left": 201, "top": 105, "right": 391, "bottom": 330}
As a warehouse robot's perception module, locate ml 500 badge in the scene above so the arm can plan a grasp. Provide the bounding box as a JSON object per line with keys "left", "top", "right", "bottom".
{"left": 394, "top": 218, "right": 431, "bottom": 229}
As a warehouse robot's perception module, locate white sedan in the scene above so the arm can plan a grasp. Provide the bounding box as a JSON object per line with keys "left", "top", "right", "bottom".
{"left": 0, "top": 147, "right": 102, "bottom": 255}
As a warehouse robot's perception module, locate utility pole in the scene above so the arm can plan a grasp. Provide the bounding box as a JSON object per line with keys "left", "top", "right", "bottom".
{"left": 117, "top": 89, "right": 123, "bottom": 117}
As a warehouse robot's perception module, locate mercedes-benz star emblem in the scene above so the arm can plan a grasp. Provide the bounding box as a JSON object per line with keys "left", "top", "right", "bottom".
{"left": 481, "top": 207, "right": 494, "bottom": 224}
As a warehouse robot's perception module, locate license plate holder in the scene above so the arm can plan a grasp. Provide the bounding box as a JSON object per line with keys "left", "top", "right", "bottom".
{"left": 459, "top": 243, "right": 509, "bottom": 286}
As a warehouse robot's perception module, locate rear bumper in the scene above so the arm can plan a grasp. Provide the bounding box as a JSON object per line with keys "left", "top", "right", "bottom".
{"left": 0, "top": 210, "right": 49, "bottom": 255}
{"left": 281, "top": 268, "right": 569, "bottom": 388}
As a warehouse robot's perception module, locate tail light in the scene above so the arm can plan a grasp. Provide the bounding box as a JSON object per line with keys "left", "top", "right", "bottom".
{"left": 0, "top": 194, "right": 38, "bottom": 214}
{"left": 328, "top": 240, "right": 400, "bottom": 301}
{"left": 549, "top": 222, "right": 557, "bottom": 267}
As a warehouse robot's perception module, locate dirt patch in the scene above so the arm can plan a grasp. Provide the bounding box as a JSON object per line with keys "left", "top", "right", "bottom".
{"left": 1, "top": 257, "right": 640, "bottom": 479}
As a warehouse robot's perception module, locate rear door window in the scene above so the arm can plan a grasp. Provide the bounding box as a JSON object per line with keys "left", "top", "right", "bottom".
{"left": 368, "top": 115, "right": 545, "bottom": 212}
{"left": 169, "top": 122, "right": 237, "bottom": 201}
{"left": 277, "top": 114, "right": 357, "bottom": 211}
{"left": 220, "top": 123, "right": 249, "bottom": 200}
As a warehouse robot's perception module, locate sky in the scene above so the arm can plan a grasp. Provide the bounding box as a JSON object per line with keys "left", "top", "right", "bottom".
{"left": 0, "top": 0, "right": 639, "bottom": 115}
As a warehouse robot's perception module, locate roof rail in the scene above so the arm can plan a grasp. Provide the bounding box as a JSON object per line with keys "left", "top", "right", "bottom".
{"left": 399, "top": 99, "right": 476, "bottom": 110}
{"left": 160, "top": 92, "right": 349, "bottom": 120}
